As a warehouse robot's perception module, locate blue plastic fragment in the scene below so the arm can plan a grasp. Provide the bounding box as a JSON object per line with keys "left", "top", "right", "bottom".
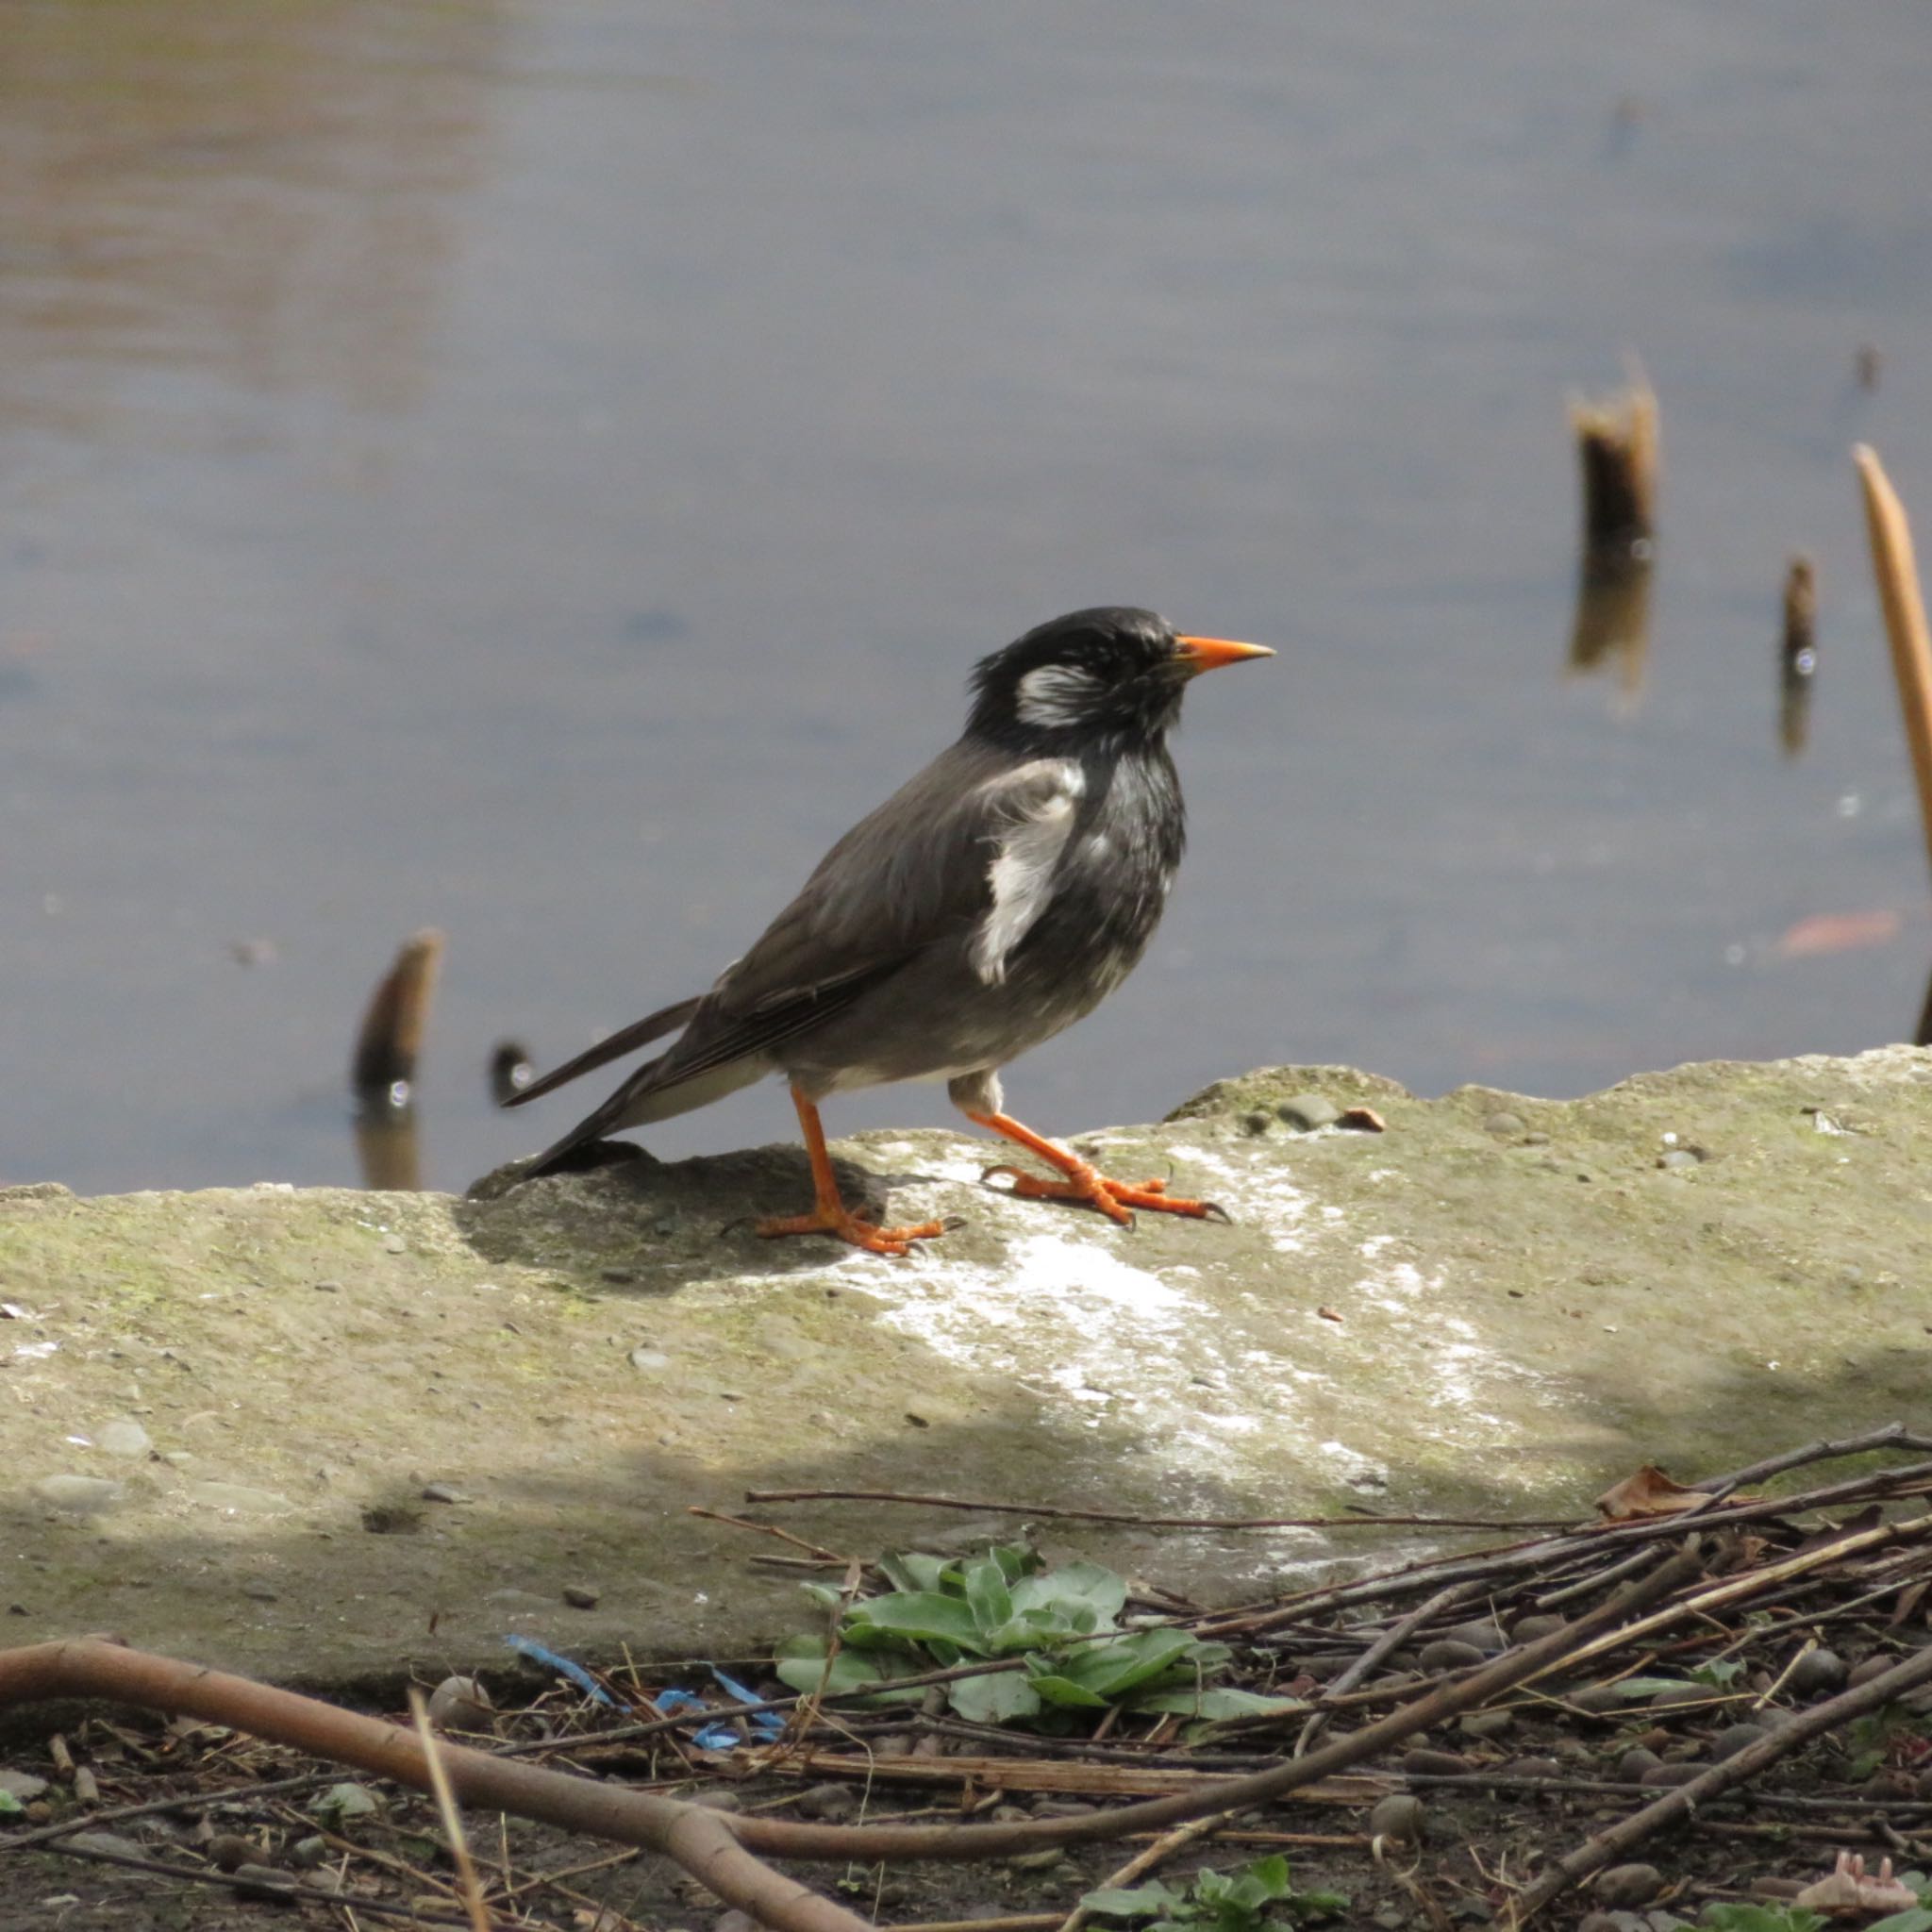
{"left": 710, "top": 1667, "right": 786, "bottom": 1738}
{"left": 502, "top": 1635, "right": 616, "bottom": 1707}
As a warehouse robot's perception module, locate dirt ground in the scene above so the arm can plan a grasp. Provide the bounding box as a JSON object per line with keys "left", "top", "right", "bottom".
{"left": 5, "top": 1441, "right": 1931, "bottom": 1932}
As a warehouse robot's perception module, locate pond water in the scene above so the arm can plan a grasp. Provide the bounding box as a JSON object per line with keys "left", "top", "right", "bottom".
{"left": 7, "top": 1, "right": 1932, "bottom": 1193}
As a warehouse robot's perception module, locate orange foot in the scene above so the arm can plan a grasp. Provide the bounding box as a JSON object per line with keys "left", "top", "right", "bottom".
{"left": 756, "top": 1205, "right": 949, "bottom": 1257}
{"left": 982, "top": 1163, "right": 1225, "bottom": 1225}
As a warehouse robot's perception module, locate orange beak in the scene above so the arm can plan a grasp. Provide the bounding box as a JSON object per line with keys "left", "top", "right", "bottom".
{"left": 1176, "top": 634, "right": 1275, "bottom": 675}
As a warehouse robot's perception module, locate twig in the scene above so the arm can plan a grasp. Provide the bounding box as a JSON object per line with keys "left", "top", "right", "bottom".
{"left": 411, "top": 1688, "right": 492, "bottom": 1932}
{"left": 742, "top": 1489, "right": 1573, "bottom": 1532}
{"left": 0, "top": 1768, "right": 349, "bottom": 1850}
{"left": 1505, "top": 1638, "right": 1932, "bottom": 1924}
{"left": 1292, "top": 1582, "right": 1476, "bottom": 1757}
{"left": 0, "top": 1641, "right": 871, "bottom": 1932}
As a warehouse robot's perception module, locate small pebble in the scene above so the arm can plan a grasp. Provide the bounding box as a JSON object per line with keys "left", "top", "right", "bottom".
{"left": 1418, "top": 1639, "right": 1488, "bottom": 1673}
{"left": 241, "top": 1579, "right": 277, "bottom": 1603}
{"left": 1640, "top": 1761, "right": 1707, "bottom": 1787}
{"left": 1657, "top": 1149, "right": 1702, "bottom": 1172}
{"left": 1367, "top": 1793, "right": 1425, "bottom": 1843}
{"left": 793, "top": 1783, "right": 858, "bottom": 1822}
{"left": 1458, "top": 1709, "right": 1513, "bottom": 1740}
{"left": 426, "top": 1675, "right": 494, "bottom": 1731}
{"left": 715, "top": 1911, "right": 758, "bottom": 1932}
{"left": 208, "top": 1833, "right": 257, "bottom": 1872}
{"left": 1502, "top": 1756, "right": 1562, "bottom": 1781}
{"left": 1564, "top": 1681, "right": 1627, "bottom": 1714}
{"left": 1400, "top": 1748, "right": 1472, "bottom": 1777}
{"left": 1786, "top": 1647, "right": 1847, "bottom": 1696}
{"left": 288, "top": 1837, "right": 328, "bottom": 1870}
{"left": 420, "top": 1482, "right": 468, "bottom": 1505}
{"left": 33, "top": 1475, "right": 125, "bottom": 1513}
{"left": 228, "top": 1855, "right": 290, "bottom": 1901}
{"left": 313, "top": 1279, "right": 342, "bottom": 1293}
{"left": 0, "top": 1771, "right": 50, "bottom": 1802}
{"left": 98, "top": 1418, "right": 152, "bottom": 1458}
{"left": 1337, "top": 1106, "right": 1386, "bottom": 1132}
{"left": 382, "top": 1235, "right": 407, "bottom": 1255}
{"left": 62, "top": 1831, "right": 147, "bottom": 1860}
{"left": 1484, "top": 1111, "right": 1526, "bottom": 1137}
{"left": 1441, "top": 1619, "right": 1507, "bottom": 1656}
{"left": 1647, "top": 1683, "right": 1709, "bottom": 1711}
{"left": 1847, "top": 1653, "right": 1896, "bottom": 1689}
{"left": 1707, "top": 1723, "right": 1771, "bottom": 1761}
{"left": 562, "top": 1583, "right": 601, "bottom": 1609}
{"left": 1593, "top": 1863, "right": 1664, "bottom": 1908}
{"left": 1277, "top": 1094, "right": 1340, "bottom": 1131}
{"left": 629, "top": 1348, "right": 672, "bottom": 1372}
{"left": 1615, "top": 1747, "right": 1661, "bottom": 1782}
{"left": 1510, "top": 1614, "right": 1567, "bottom": 1645}
{"left": 690, "top": 1790, "right": 742, "bottom": 1812}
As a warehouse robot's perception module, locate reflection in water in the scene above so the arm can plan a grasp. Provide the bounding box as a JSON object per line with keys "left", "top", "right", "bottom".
{"left": 0, "top": 0, "right": 501, "bottom": 431}
{"left": 1779, "top": 556, "right": 1819, "bottom": 758}
{"left": 1567, "top": 555, "right": 1655, "bottom": 712}
{"left": 354, "top": 1108, "right": 424, "bottom": 1192}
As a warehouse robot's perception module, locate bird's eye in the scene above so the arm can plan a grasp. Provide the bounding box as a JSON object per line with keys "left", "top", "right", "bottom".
{"left": 1015, "top": 665, "right": 1101, "bottom": 727}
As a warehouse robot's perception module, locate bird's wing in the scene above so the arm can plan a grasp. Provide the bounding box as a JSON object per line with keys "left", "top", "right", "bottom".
{"left": 502, "top": 993, "right": 704, "bottom": 1108}
{"left": 644, "top": 741, "right": 1087, "bottom": 1082}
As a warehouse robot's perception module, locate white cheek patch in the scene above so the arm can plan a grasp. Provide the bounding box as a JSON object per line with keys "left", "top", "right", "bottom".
{"left": 1015, "top": 664, "right": 1103, "bottom": 729}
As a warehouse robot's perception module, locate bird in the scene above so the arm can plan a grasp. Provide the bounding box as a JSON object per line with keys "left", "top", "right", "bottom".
{"left": 504, "top": 606, "right": 1274, "bottom": 1255}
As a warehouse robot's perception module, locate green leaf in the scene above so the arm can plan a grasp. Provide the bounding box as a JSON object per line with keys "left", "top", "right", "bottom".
{"left": 1688, "top": 1658, "right": 1746, "bottom": 1689}
{"left": 1604, "top": 1675, "right": 1703, "bottom": 1700}
{"left": 990, "top": 1542, "right": 1040, "bottom": 1583}
{"left": 1060, "top": 1629, "right": 1200, "bottom": 1698}
{"left": 0, "top": 1790, "right": 23, "bottom": 1819}
{"left": 1081, "top": 1883, "right": 1189, "bottom": 1919}
{"left": 1865, "top": 1910, "right": 1932, "bottom": 1932}
{"left": 845, "top": 1591, "right": 988, "bottom": 1652}
{"left": 772, "top": 1635, "right": 925, "bottom": 1705}
{"left": 1008, "top": 1558, "right": 1126, "bottom": 1628}
{"left": 1134, "top": 1686, "right": 1306, "bottom": 1720}
{"left": 946, "top": 1668, "right": 1041, "bottom": 1725}
{"left": 1700, "top": 1907, "right": 1826, "bottom": 1932}
{"left": 1235, "top": 1854, "right": 1291, "bottom": 1900}
{"left": 1026, "top": 1673, "right": 1112, "bottom": 1709}
{"left": 878, "top": 1552, "right": 950, "bottom": 1595}
{"left": 962, "top": 1558, "right": 1015, "bottom": 1637}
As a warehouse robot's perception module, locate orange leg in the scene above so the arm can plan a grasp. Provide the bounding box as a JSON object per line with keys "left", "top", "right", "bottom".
{"left": 756, "top": 1087, "right": 948, "bottom": 1257}
{"left": 966, "top": 1111, "right": 1225, "bottom": 1225}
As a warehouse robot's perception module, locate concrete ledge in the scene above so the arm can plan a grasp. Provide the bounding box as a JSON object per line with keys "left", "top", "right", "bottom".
{"left": 3, "top": 1048, "right": 1927, "bottom": 1688}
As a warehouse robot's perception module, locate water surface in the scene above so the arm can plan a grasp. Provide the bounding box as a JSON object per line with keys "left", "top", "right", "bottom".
{"left": 6, "top": 1, "right": 1932, "bottom": 1192}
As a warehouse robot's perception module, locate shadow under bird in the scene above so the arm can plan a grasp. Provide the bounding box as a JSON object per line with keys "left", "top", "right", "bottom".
{"left": 505, "top": 607, "right": 1274, "bottom": 1254}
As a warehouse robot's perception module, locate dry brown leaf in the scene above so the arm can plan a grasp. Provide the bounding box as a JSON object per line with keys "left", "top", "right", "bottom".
{"left": 1594, "top": 1464, "right": 1716, "bottom": 1522}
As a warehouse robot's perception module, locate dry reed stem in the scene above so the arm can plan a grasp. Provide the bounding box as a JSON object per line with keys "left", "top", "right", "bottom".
{"left": 411, "top": 1687, "right": 494, "bottom": 1932}
{"left": 1854, "top": 446, "right": 1932, "bottom": 882}
{"left": 1571, "top": 372, "right": 1658, "bottom": 552}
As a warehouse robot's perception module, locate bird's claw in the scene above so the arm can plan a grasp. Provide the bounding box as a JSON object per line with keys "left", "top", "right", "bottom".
{"left": 980, "top": 1162, "right": 1222, "bottom": 1225}
{"left": 755, "top": 1206, "right": 947, "bottom": 1257}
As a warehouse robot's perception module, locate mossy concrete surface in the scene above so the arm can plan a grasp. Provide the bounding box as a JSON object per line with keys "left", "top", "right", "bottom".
{"left": 2, "top": 1047, "right": 1928, "bottom": 1690}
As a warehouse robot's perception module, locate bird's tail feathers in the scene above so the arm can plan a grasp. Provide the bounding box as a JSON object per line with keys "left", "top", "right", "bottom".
{"left": 504, "top": 993, "right": 703, "bottom": 1108}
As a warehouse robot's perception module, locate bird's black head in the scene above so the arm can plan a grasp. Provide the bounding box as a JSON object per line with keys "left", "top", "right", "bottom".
{"left": 967, "top": 607, "right": 1271, "bottom": 752}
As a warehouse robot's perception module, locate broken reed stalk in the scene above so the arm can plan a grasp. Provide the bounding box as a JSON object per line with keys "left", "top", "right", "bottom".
{"left": 1572, "top": 373, "right": 1658, "bottom": 556}
{"left": 1856, "top": 447, "right": 1932, "bottom": 885}
{"left": 0, "top": 1548, "right": 1701, "bottom": 1880}
{"left": 1506, "top": 1638, "right": 1932, "bottom": 1924}
{"left": 351, "top": 928, "right": 446, "bottom": 1106}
